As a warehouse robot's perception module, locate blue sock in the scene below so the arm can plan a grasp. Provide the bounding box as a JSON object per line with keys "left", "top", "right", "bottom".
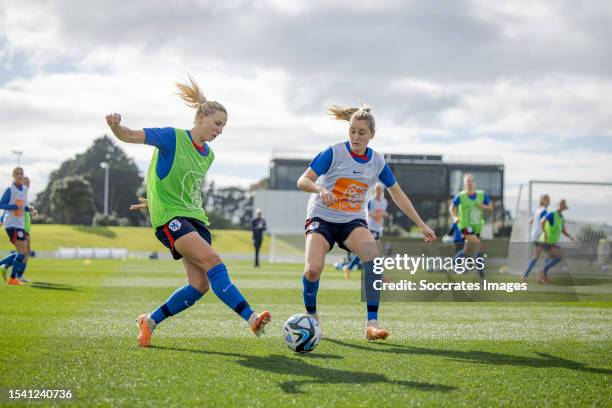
{"left": 475, "top": 252, "right": 485, "bottom": 280}
{"left": 0, "top": 252, "right": 16, "bottom": 267}
{"left": 453, "top": 249, "right": 465, "bottom": 260}
{"left": 207, "top": 263, "right": 254, "bottom": 321}
{"left": 524, "top": 258, "right": 538, "bottom": 278}
{"left": 150, "top": 284, "right": 203, "bottom": 325}
{"left": 11, "top": 254, "right": 25, "bottom": 279}
{"left": 16, "top": 259, "right": 27, "bottom": 279}
{"left": 302, "top": 275, "right": 319, "bottom": 315}
{"left": 363, "top": 261, "right": 380, "bottom": 321}
{"left": 543, "top": 258, "right": 561, "bottom": 276}
{"left": 347, "top": 255, "right": 360, "bottom": 271}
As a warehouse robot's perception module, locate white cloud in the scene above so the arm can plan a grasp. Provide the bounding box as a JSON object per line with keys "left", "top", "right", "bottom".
{"left": 0, "top": 0, "right": 611, "bottom": 225}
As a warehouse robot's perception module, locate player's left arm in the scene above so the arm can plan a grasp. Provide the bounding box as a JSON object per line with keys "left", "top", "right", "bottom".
{"left": 377, "top": 164, "right": 435, "bottom": 241}
{"left": 480, "top": 193, "right": 493, "bottom": 211}
{"left": 25, "top": 205, "right": 37, "bottom": 216}
{"left": 387, "top": 184, "right": 436, "bottom": 242}
{"left": 562, "top": 226, "right": 576, "bottom": 241}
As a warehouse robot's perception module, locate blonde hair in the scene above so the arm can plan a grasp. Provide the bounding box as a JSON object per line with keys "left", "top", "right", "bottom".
{"left": 176, "top": 74, "right": 227, "bottom": 121}
{"left": 463, "top": 173, "right": 474, "bottom": 182}
{"left": 539, "top": 194, "right": 550, "bottom": 206}
{"left": 327, "top": 104, "right": 375, "bottom": 133}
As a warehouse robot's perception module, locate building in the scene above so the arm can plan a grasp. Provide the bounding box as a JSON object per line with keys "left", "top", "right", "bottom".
{"left": 268, "top": 153, "right": 504, "bottom": 236}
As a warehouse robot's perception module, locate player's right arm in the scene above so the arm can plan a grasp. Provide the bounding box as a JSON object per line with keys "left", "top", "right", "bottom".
{"left": 105, "top": 113, "right": 145, "bottom": 144}
{"left": 129, "top": 197, "right": 148, "bottom": 211}
{"left": 0, "top": 188, "right": 17, "bottom": 211}
{"left": 449, "top": 195, "right": 460, "bottom": 222}
{"left": 297, "top": 168, "right": 337, "bottom": 207}
{"left": 297, "top": 147, "right": 337, "bottom": 207}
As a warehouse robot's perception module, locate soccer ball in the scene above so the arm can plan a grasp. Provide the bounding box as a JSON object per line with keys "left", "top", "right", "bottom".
{"left": 283, "top": 313, "right": 321, "bottom": 353}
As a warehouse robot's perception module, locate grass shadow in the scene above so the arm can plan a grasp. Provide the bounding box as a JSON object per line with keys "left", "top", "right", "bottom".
{"left": 72, "top": 226, "right": 117, "bottom": 239}
{"left": 326, "top": 338, "right": 612, "bottom": 376}
{"left": 151, "top": 346, "right": 456, "bottom": 394}
{"left": 29, "top": 281, "right": 78, "bottom": 291}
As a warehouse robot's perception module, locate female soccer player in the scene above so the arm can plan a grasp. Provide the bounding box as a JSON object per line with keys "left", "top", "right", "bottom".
{"left": 538, "top": 199, "right": 575, "bottom": 284}
{"left": 106, "top": 76, "right": 271, "bottom": 347}
{"left": 0, "top": 167, "right": 35, "bottom": 285}
{"left": 449, "top": 173, "right": 493, "bottom": 280}
{"left": 522, "top": 194, "right": 550, "bottom": 282}
{"left": 297, "top": 105, "right": 436, "bottom": 341}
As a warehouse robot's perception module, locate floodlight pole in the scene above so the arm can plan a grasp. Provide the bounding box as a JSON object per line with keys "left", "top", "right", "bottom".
{"left": 12, "top": 150, "right": 23, "bottom": 166}
{"left": 100, "top": 162, "right": 110, "bottom": 216}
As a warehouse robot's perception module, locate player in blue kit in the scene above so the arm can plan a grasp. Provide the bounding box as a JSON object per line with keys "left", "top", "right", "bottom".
{"left": 522, "top": 194, "right": 550, "bottom": 282}
{"left": 449, "top": 174, "right": 493, "bottom": 280}
{"left": 297, "top": 104, "right": 436, "bottom": 340}
{"left": 0, "top": 167, "right": 36, "bottom": 285}
{"left": 106, "top": 76, "right": 271, "bottom": 347}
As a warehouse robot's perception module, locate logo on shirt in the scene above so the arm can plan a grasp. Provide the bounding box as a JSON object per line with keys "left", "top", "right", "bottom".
{"left": 180, "top": 170, "right": 205, "bottom": 210}
{"left": 330, "top": 178, "right": 369, "bottom": 213}
{"left": 169, "top": 219, "right": 182, "bottom": 232}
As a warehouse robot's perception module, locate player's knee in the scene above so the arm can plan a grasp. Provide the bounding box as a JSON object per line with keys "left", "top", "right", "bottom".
{"left": 196, "top": 254, "right": 223, "bottom": 271}
{"left": 192, "top": 280, "right": 210, "bottom": 294}
{"left": 304, "top": 263, "right": 323, "bottom": 280}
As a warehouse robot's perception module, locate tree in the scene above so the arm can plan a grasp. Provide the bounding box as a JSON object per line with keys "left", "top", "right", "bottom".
{"left": 35, "top": 136, "right": 144, "bottom": 225}
{"left": 50, "top": 176, "right": 96, "bottom": 225}
{"left": 200, "top": 180, "right": 253, "bottom": 229}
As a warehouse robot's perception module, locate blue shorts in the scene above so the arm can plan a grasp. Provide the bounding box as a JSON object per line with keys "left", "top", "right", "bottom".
{"left": 304, "top": 217, "right": 368, "bottom": 251}
{"left": 461, "top": 227, "right": 480, "bottom": 238}
{"left": 535, "top": 241, "right": 559, "bottom": 251}
{"left": 370, "top": 230, "right": 381, "bottom": 241}
{"left": 5, "top": 228, "right": 26, "bottom": 243}
{"left": 155, "top": 217, "right": 212, "bottom": 260}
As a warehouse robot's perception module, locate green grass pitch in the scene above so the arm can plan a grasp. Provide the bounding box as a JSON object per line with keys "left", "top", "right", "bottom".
{"left": 0, "top": 259, "right": 610, "bottom": 406}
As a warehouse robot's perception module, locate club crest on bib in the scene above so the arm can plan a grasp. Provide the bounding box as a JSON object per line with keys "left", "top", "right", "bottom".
{"left": 169, "top": 219, "right": 182, "bottom": 232}
{"left": 180, "top": 170, "right": 205, "bottom": 209}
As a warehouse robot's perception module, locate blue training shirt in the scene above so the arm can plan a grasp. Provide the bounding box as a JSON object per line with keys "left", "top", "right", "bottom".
{"left": 0, "top": 187, "right": 18, "bottom": 211}
{"left": 544, "top": 211, "right": 561, "bottom": 226}
{"left": 144, "top": 127, "right": 210, "bottom": 180}
{"left": 309, "top": 142, "right": 397, "bottom": 187}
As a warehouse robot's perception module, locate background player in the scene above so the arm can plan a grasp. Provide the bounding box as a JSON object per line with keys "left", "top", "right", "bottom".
{"left": 449, "top": 173, "right": 492, "bottom": 280}
{"left": 106, "top": 75, "right": 271, "bottom": 347}
{"left": 538, "top": 199, "right": 575, "bottom": 283}
{"left": 297, "top": 104, "right": 436, "bottom": 341}
{"left": 0, "top": 167, "right": 35, "bottom": 285}
{"left": 251, "top": 209, "right": 267, "bottom": 268}
{"left": 523, "top": 194, "right": 550, "bottom": 282}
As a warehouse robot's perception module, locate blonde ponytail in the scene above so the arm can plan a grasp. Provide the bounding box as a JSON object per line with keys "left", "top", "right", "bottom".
{"left": 327, "top": 104, "right": 375, "bottom": 133}
{"left": 176, "top": 74, "right": 227, "bottom": 120}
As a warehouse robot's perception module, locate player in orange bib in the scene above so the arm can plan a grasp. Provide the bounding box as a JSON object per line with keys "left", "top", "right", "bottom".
{"left": 297, "top": 104, "right": 436, "bottom": 340}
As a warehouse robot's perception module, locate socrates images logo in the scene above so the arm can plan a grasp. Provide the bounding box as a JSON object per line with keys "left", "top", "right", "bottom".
{"left": 180, "top": 171, "right": 205, "bottom": 210}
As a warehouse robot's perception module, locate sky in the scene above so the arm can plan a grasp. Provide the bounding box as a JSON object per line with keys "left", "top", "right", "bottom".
{"left": 1, "top": 0, "right": 611, "bottom": 222}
